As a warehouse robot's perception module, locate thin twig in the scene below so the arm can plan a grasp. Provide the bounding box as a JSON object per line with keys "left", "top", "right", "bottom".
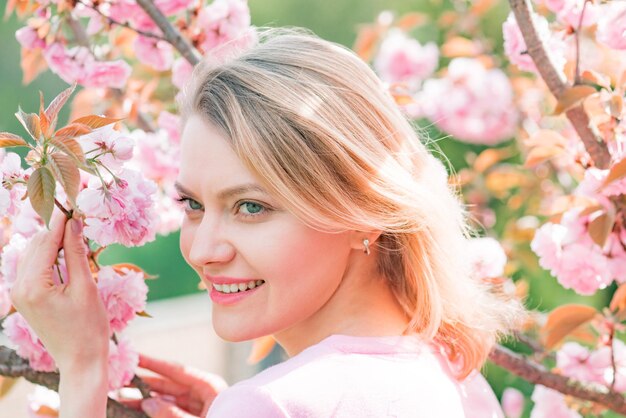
{"left": 508, "top": 0, "right": 611, "bottom": 169}
{"left": 573, "top": 0, "right": 588, "bottom": 85}
{"left": 53, "top": 198, "right": 72, "bottom": 218}
{"left": 134, "top": 0, "right": 201, "bottom": 66}
{"left": 489, "top": 344, "right": 626, "bottom": 415}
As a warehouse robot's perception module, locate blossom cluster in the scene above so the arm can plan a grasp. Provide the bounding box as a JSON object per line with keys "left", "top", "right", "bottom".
{"left": 15, "top": 0, "right": 254, "bottom": 89}
{"left": 531, "top": 167, "right": 626, "bottom": 295}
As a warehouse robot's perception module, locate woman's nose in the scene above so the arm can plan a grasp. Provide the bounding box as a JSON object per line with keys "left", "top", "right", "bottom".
{"left": 187, "top": 214, "right": 236, "bottom": 267}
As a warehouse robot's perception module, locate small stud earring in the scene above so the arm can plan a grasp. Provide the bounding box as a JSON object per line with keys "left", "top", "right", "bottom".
{"left": 363, "top": 239, "right": 371, "bottom": 255}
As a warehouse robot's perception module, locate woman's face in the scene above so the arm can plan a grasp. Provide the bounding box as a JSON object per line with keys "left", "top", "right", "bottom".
{"left": 177, "top": 115, "right": 354, "bottom": 343}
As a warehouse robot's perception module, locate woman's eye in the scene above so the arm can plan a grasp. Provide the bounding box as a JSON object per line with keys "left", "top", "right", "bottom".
{"left": 176, "top": 197, "right": 203, "bottom": 212}
{"left": 237, "top": 201, "right": 267, "bottom": 217}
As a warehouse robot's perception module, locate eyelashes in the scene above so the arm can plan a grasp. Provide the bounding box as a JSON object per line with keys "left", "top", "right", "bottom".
{"left": 175, "top": 196, "right": 271, "bottom": 220}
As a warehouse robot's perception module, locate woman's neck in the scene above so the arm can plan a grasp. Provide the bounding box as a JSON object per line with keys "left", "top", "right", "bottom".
{"left": 273, "top": 256, "right": 411, "bottom": 357}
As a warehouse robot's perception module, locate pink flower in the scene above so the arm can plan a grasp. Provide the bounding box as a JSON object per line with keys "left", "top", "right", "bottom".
{"left": 607, "top": 233, "right": 626, "bottom": 283}
{"left": 1, "top": 234, "right": 29, "bottom": 286}
{"left": 503, "top": 12, "right": 566, "bottom": 74}
{"left": 501, "top": 387, "right": 524, "bottom": 418}
{"left": 155, "top": 0, "right": 193, "bottom": 16}
{"left": 558, "top": 241, "right": 612, "bottom": 295}
{"left": 157, "top": 111, "right": 182, "bottom": 144}
{"left": 466, "top": 237, "right": 507, "bottom": 279}
{"left": 374, "top": 29, "right": 438, "bottom": 88}
{"left": 134, "top": 36, "right": 174, "bottom": 71}
{"left": 0, "top": 282, "right": 11, "bottom": 318}
{"left": 1, "top": 152, "right": 28, "bottom": 218}
{"left": 84, "top": 59, "right": 133, "bottom": 89}
{"left": 0, "top": 188, "right": 10, "bottom": 218}
{"left": 531, "top": 222, "right": 567, "bottom": 273}
{"left": 129, "top": 129, "right": 180, "bottom": 184}
{"left": 3, "top": 313, "right": 56, "bottom": 372}
{"left": 15, "top": 26, "right": 45, "bottom": 50}
{"left": 555, "top": 0, "right": 599, "bottom": 28}
{"left": 153, "top": 189, "right": 184, "bottom": 235}
{"left": 530, "top": 385, "right": 581, "bottom": 418}
{"left": 97, "top": 266, "right": 148, "bottom": 334}
{"left": 597, "top": 3, "right": 626, "bottom": 50}
{"left": 43, "top": 43, "right": 131, "bottom": 89}
{"left": 197, "top": 0, "right": 251, "bottom": 53}
{"left": 556, "top": 342, "right": 606, "bottom": 384}
{"left": 172, "top": 57, "right": 194, "bottom": 90}
{"left": 589, "top": 340, "right": 626, "bottom": 391}
{"left": 420, "top": 58, "right": 518, "bottom": 145}
{"left": 79, "top": 125, "right": 134, "bottom": 172}
{"left": 77, "top": 169, "right": 157, "bottom": 247}
{"left": 107, "top": 337, "right": 139, "bottom": 390}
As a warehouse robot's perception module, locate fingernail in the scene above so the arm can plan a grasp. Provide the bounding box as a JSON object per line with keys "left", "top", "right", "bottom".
{"left": 71, "top": 219, "right": 82, "bottom": 234}
{"left": 141, "top": 398, "right": 159, "bottom": 415}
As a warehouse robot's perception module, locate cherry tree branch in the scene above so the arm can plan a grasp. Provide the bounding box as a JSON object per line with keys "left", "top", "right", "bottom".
{"left": 0, "top": 345, "right": 148, "bottom": 418}
{"left": 489, "top": 344, "right": 626, "bottom": 415}
{"left": 134, "top": 0, "right": 201, "bottom": 66}
{"left": 508, "top": 0, "right": 611, "bottom": 169}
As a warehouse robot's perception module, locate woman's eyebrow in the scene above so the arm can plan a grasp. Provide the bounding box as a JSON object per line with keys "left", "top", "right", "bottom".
{"left": 173, "top": 182, "right": 268, "bottom": 200}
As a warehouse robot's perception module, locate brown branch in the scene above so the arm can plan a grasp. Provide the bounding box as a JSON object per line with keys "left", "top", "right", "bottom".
{"left": 0, "top": 346, "right": 148, "bottom": 418}
{"left": 489, "top": 344, "right": 626, "bottom": 415}
{"left": 508, "top": 0, "right": 611, "bottom": 169}
{"left": 573, "top": 0, "right": 589, "bottom": 85}
{"left": 134, "top": 0, "right": 201, "bottom": 66}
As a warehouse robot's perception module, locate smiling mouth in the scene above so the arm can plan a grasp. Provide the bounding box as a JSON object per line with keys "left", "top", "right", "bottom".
{"left": 212, "top": 280, "right": 266, "bottom": 294}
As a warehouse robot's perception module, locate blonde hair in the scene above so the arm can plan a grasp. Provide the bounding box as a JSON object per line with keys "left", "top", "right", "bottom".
{"left": 181, "top": 28, "right": 520, "bottom": 378}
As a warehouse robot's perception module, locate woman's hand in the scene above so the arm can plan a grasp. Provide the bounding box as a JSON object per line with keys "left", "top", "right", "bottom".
{"left": 135, "top": 354, "right": 229, "bottom": 418}
{"left": 10, "top": 210, "right": 110, "bottom": 372}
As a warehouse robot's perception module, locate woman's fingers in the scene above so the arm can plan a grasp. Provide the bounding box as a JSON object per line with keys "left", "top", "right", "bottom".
{"left": 139, "top": 354, "right": 204, "bottom": 386}
{"left": 141, "top": 397, "right": 198, "bottom": 418}
{"left": 139, "top": 375, "right": 190, "bottom": 397}
{"left": 62, "top": 216, "right": 93, "bottom": 291}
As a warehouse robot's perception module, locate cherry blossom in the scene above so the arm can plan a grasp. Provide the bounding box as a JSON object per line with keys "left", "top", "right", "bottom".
{"left": 97, "top": 266, "right": 148, "bottom": 334}
{"left": 134, "top": 36, "right": 174, "bottom": 71}
{"left": 530, "top": 385, "right": 581, "bottom": 418}
{"left": 501, "top": 387, "right": 524, "bottom": 418}
{"left": 596, "top": 2, "right": 626, "bottom": 50}
{"left": 467, "top": 237, "right": 507, "bottom": 279}
{"left": 3, "top": 313, "right": 56, "bottom": 372}
{"left": 107, "top": 337, "right": 139, "bottom": 390}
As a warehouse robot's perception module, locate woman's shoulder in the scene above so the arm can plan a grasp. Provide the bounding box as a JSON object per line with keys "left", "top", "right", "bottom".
{"left": 208, "top": 334, "right": 503, "bottom": 417}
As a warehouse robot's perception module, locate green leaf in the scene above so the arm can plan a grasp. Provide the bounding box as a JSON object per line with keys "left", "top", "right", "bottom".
{"left": 27, "top": 167, "right": 56, "bottom": 228}
{"left": 45, "top": 83, "right": 76, "bottom": 134}
{"left": 15, "top": 107, "right": 41, "bottom": 142}
{"left": 49, "top": 136, "right": 85, "bottom": 163}
{"left": 49, "top": 153, "right": 80, "bottom": 207}
{"left": 0, "top": 132, "right": 28, "bottom": 148}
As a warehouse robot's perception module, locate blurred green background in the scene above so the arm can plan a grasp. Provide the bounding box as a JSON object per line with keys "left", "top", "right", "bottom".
{"left": 0, "top": 0, "right": 617, "bottom": 414}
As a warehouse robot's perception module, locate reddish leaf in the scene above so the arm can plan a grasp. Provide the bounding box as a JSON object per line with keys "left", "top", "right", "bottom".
{"left": 353, "top": 25, "right": 382, "bottom": 61}
{"left": 247, "top": 336, "right": 276, "bottom": 365}
{"left": 54, "top": 123, "right": 92, "bottom": 139}
{"left": 610, "top": 283, "right": 626, "bottom": 319}
{"left": 603, "top": 158, "right": 626, "bottom": 188}
{"left": 581, "top": 70, "right": 612, "bottom": 89}
{"left": 0, "top": 377, "right": 18, "bottom": 399}
{"left": 540, "top": 304, "right": 597, "bottom": 349}
{"left": 45, "top": 84, "right": 76, "bottom": 133}
{"left": 27, "top": 167, "right": 56, "bottom": 228}
{"left": 15, "top": 107, "right": 41, "bottom": 141}
{"left": 20, "top": 47, "right": 48, "bottom": 85}
{"left": 136, "top": 311, "right": 153, "bottom": 318}
{"left": 0, "top": 132, "right": 28, "bottom": 148}
{"left": 38, "top": 91, "right": 50, "bottom": 138}
{"left": 49, "top": 153, "right": 80, "bottom": 206}
{"left": 112, "top": 263, "right": 157, "bottom": 279}
{"left": 49, "top": 137, "right": 85, "bottom": 163}
{"left": 473, "top": 148, "right": 513, "bottom": 173}
{"left": 524, "top": 145, "right": 564, "bottom": 168}
{"left": 524, "top": 129, "right": 568, "bottom": 148}
{"left": 588, "top": 206, "right": 615, "bottom": 247}
{"left": 71, "top": 115, "right": 122, "bottom": 130}
{"left": 396, "top": 12, "right": 428, "bottom": 30}
{"left": 441, "top": 37, "right": 480, "bottom": 58}
{"left": 554, "top": 85, "right": 597, "bottom": 115}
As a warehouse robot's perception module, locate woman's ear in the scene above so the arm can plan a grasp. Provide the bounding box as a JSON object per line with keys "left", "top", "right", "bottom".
{"left": 348, "top": 231, "right": 382, "bottom": 255}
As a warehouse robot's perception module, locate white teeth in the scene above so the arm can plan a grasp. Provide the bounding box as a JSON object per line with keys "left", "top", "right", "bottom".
{"left": 213, "top": 280, "right": 265, "bottom": 294}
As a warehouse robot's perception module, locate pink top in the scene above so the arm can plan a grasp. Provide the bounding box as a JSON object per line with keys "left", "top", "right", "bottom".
{"left": 207, "top": 334, "right": 504, "bottom": 417}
